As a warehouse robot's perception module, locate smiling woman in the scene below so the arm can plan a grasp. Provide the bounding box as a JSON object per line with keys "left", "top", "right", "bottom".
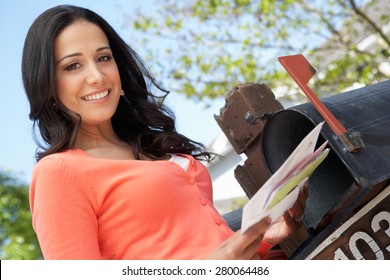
{"left": 21, "top": 4, "right": 188, "bottom": 161}
{"left": 54, "top": 21, "right": 122, "bottom": 131}
{"left": 21, "top": 4, "right": 306, "bottom": 260}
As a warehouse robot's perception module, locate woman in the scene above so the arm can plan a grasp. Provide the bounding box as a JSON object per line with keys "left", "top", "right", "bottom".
{"left": 22, "top": 5, "right": 306, "bottom": 260}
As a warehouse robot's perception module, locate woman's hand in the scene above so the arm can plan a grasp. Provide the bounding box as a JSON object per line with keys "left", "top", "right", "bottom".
{"left": 206, "top": 217, "right": 271, "bottom": 260}
{"left": 263, "top": 184, "right": 309, "bottom": 245}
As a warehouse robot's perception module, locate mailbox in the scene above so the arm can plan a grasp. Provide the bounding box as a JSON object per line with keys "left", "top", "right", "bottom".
{"left": 215, "top": 80, "right": 390, "bottom": 259}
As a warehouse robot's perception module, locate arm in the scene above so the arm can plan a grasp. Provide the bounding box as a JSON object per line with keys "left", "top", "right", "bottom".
{"left": 206, "top": 217, "right": 271, "bottom": 260}
{"left": 211, "top": 184, "right": 308, "bottom": 260}
{"left": 30, "top": 158, "right": 101, "bottom": 259}
{"left": 263, "top": 184, "right": 308, "bottom": 245}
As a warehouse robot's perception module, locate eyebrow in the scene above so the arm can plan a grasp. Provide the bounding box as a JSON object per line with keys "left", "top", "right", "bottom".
{"left": 56, "top": 46, "right": 111, "bottom": 64}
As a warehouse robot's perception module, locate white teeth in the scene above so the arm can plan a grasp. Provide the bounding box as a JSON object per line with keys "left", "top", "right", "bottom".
{"left": 82, "top": 90, "right": 109, "bottom": 101}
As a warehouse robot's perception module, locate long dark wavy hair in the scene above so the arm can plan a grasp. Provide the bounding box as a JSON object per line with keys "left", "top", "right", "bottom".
{"left": 22, "top": 5, "right": 210, "bottom": 162}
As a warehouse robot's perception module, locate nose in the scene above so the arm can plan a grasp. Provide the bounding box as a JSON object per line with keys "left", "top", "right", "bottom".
{"left": 85, "top": 63, "right": 104, "bottom": 86}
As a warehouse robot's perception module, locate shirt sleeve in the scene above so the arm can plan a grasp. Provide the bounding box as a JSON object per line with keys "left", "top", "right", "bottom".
{"left": 258, "top": 241, "right": 275, "bottom": 260}
{"left": 30, "top": 157, "right": 101, "bottom": 259}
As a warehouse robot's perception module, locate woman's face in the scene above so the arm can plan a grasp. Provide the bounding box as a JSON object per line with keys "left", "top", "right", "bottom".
{"left": 54, "top": 20, "right": 121, "bottom": 127}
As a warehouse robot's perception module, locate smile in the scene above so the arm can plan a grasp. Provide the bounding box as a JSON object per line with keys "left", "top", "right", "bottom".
{"left": 82, "top": 90, "right": 110, "bottom": 101}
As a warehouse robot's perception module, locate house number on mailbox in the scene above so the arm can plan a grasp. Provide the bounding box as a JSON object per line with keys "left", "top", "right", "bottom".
{"left": 333, "top": 211, "right": 390, "bottom": 259}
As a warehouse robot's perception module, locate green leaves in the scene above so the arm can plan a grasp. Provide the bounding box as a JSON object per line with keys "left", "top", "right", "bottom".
{"left": 133, "top": 15, "right": 159, "bottom": 31}
{"left": 127, "top": 0, "right": 390, "bottom": 102}
{"left": 0, "top": 173, "right": 42, "bottom": 259}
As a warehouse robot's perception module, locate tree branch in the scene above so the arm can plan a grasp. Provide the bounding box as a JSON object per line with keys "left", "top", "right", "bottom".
{"left": 296, "top": 1, "right": 350, "bottom": 46}
{"left": 348, "top": 0, "right": 390, "bottom": 48}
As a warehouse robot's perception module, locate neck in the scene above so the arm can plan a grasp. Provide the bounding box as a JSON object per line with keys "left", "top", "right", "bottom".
{"left": 73, "top": 122, "right": 138, "bottom": 160}
{"left": 73, "top": 122, "right": 124, "bottom": 150}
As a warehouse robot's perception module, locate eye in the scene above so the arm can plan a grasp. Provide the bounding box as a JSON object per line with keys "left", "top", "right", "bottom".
{"left": 64, "top": 62, "right": 81, "bottom": 71}
{"left": 98, "top": 55, "right": 112, "bottom": 62}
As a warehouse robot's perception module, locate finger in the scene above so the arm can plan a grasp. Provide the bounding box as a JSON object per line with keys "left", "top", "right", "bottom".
{"left": 214, "top": 231, "right": 263, "bottom": 260}
{"left": 242, "top": 217, "right": 271, "bottom": 238}
{"left": 289, "top": 184, "right": 308, "bottom": 221}
{"left": 298, "top": 183, "right": 309, "bottom": 204}
{"left": 288, "top": 203, "right": 304, "bottom": 222}
{"left": 240, "top": 236, "right": 263, "bottom": 260}
{"left": 283, "top": 211, "right": 297, "bottom": 232}
{"left": 233, "top": 217, "right": 270, "bottom": 258}
{"left": 251, "top": 252, "right": 261, "bottom": 260}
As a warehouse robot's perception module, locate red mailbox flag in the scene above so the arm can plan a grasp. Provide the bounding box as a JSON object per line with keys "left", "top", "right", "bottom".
{"left": 278, "top": 54, "right": 362, "bottom": 153}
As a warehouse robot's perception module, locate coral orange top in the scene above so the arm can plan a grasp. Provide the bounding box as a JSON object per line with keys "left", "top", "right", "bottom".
{"left": 30, "top": 150, "right": 271, "bottom": 259}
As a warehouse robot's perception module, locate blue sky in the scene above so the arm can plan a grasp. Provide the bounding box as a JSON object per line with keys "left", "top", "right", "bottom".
{"left": 0, "top": 1, "right": 225, "bottom": 183}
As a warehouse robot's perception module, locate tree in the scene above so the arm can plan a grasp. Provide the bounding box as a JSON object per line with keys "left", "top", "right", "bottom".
{"left": 0, "top": 172, "right": 42, "bottom": 259}
{"left": 126, "top": 0, "right": 390, "bottom": 102}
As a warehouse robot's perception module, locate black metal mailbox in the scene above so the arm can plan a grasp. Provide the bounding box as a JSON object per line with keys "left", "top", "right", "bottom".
{"left": 215, "top": 79, "right": 390, "bottom": 259}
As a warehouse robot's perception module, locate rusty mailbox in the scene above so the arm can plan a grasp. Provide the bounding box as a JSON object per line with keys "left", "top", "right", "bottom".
{"left": 215, "top": 79, "right": 390, "bottom": 259}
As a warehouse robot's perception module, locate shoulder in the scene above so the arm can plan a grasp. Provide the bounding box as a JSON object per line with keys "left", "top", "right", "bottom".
{"left": 33, "top": 149, "right": 85, "bottom": 171}
{"left": 31, "top": 149, "right": 89, "bottom": 189}
{"left": 30, "top": 149, "right": 97, "bottom": 209}
{"left": 37, "top": 149, "right": 83, "bottom": 162}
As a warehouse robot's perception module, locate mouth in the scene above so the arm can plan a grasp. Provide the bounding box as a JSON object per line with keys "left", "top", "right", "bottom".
{"left": 81, "top": 90, "right": 110, "bottom": 101}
